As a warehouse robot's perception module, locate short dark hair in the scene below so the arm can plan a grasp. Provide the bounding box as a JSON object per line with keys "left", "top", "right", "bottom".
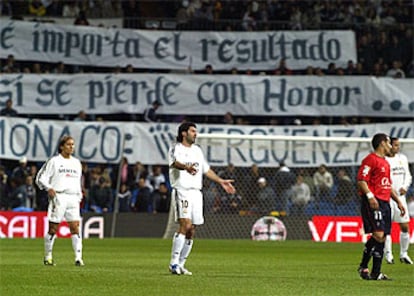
{"left": 390, "top": 137, "right": 399, "bottom": 145}
{"left": 58, "top": 136, "right": 74, "bottom": 153}
{"left": 371, "top": 133, "right": 389, "bottom": 150}
{"left": 176, "top": 122, "right": 196, "bottom": 142}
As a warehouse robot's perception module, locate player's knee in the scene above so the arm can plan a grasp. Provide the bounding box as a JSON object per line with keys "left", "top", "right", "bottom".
{"left": 48, "top": 222, "right": 59, "bottom": 235}
{"left": 184, "top": 224, "right": 193, "bottom": 234}
{"left": 186, "top": 227, "right": 195, "bottom": 239}
{"left": 372, "top": 232, "right": 385, "bottom": 243}
{"left": 400, "top": 223, "right": 409, "bottom": 233}
{"left": 48, "top": 229, "right": 57, "bottom": 235}
{"left": 69, "top": 222, "right": 80, "bottom": 234}
{"left": 178, "top": 221, "right": 192, "bottom": 234}
{"left": 70, "top": 229, "right": 80, "bottom": 235}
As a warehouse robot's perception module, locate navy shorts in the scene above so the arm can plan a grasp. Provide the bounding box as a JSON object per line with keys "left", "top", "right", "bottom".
{"left": 360, "top": 197, "right": 391, "bottom": 235}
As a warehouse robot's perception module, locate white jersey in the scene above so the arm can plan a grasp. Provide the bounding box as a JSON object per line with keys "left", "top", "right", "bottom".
{"left": 386, "top": 153, "right": 412, "bottom": 223}
{"left": 168, "top": 142, "right": 210, "bottom": 190}
{"left": 35, "top": 154, "right": 82, "bottom": 195}
{"left": 386, "top": 153, "right": 412, "bottom": 194}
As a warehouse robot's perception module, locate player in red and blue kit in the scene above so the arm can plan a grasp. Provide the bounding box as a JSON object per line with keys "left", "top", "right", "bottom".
{"left": 356, "top": 133, "right": 406, "bottom": 281}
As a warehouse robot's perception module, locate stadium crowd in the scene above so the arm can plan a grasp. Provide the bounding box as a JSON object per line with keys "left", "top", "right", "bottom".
{"left": 1, "top": 153, "right": 413, "bottom": 218}
{"left": 0, "top": 0, "right": 413, "bottom": 216}
{"left": 1, "top": 0, "right": 413, "bottom": 78}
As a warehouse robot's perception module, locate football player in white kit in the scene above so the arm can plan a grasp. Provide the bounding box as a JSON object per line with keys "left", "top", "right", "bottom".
{"left": 35, "top": 136, "right": 84, "bottom": 266}
{"left": 168, "top": 122, "right": 236, "bottom": 275}
{"left": 385, "top": 137, "right": 413, "bottom": 264}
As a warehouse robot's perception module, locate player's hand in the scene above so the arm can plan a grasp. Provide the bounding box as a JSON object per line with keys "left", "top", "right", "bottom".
{"left": 221, "top": 180, "right": 236, "bottom": 194}
{"left": 397, "top": 203, "right": 406, "bottom": 217}
{"left": 399, "top": 188, "right": 407, "bottom": 195}
{"left": 47, "top": 188, "right": 56, "bottom": 198}
{"left": 185, "top": 164, "right": 197, "bottom": 175}
{"left": 368, "top": 197, "right": 379, "bottom": 210}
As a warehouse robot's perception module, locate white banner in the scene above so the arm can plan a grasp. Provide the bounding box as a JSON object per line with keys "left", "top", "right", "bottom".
{"left": 0, "top": 74, "right": 413, "bottom": 117}
{"left": 0, "top": 20, "right": 356, "bottom": 70}
{"left": 1, "top": 117, "right": 413, "bottom": 167}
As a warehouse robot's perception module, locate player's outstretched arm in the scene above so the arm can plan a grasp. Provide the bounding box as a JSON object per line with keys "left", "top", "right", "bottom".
{"left": 205, "top": 169, "right": 236, "bottom": 194}
{"left": 220, "top": 180, "right": 236, "bottom": 194}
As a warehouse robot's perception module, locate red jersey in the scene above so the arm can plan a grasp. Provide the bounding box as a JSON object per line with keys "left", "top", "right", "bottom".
{"left": 357, "top": 153, "right": 392, "bottom": 202}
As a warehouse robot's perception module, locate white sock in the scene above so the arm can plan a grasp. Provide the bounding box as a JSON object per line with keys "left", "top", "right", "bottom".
{"left": 400, "top": 232, "right": 410, "bottom": 257}
{"left": 179, "top": 239, "right": 194, "bottom": 267}
{"left": 170, "top": 233, "right": 185, "bottom": 265}
{"left": 44, "top": 233, "right": 56, "bottom": 259}
{"left": 384, "top": 235, "right": 393, "bottom": 259}
{"left": 71, "top": 234, "right": 83, "bottom": 261}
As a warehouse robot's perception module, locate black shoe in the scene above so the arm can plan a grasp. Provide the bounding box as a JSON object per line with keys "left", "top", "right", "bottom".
{"left": 370, "top": 272, "right": 392, "bottom": 281}
{"left": 357, "top": 266, "right": 370, "bottom": 280}
{"left": 75, "top": 259, "right": 85, "bottom": 267}
{"left": 400, "top": 256, "right": 413, "bottom": 264}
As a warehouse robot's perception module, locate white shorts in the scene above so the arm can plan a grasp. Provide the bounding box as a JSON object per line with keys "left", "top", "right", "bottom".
{"left": 48, "top": 193, "right": 82, "bottom": 224}
{"left": 173, "top": 188, "right": 204, "bottom": 225}
{"left": 390, "top": 196, "right": 410, "bottom": 224}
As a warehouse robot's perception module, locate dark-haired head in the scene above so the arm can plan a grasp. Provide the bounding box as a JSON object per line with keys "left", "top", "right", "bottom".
{"left": 58, "top": 136, "right": 74, "bottom": 153}
{"left": 371, "top": 133, "right": 390, "bottom": 150}
{"left": 176, "top": 122, "right": 196, "bottom": 142}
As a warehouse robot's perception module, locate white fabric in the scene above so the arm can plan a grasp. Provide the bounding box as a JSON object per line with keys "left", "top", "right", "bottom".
{"left": 313, "top": 171, "right": 334, "bottom": 189}
{"left": 44, "top": 233, "right": 56, "bottom": 259}
{"left": 179, "top": 239, "right": 194, "bottom": 267}
{"left": 386, "top": 153, "right": 412, "bottom": 193}
{"left": 384, "top": 235, "right": 393, "bottom": 260}
{"left": 36, "top": 153, "right": 82, "bottom": 223}
{"left": 173, "top": 189, "right": 204, "bottom": 225}
{"left": 0, "top": 21, "right": 357, "bottom": 70}
{"left": 387, "top": 153, "right": 412, "bottom": 223}
{"left": 170, "top": 232, "right": 185, "bottom": 265}
{"left": 35, "top": 154, "right": 82, "bottom": 194}
{"left": 390, "top": 197, "right": 410, "bottom": 223}
{"left": 169, "top": 143, "right": 209, "bottom": 190}
{"left": 291, "top": 182, "right": 311, "bottom": 205}
{"left": 3, "top": 117, "right": 414, "bottom": 167}
{"left": 47, "top": 193, "right": 82, "bottom": 223}
{"left": 400, "top": 232, "right": 410, "bottom": 257}
{"left": 71, "top": 234, "right": 83, "bottom": 261}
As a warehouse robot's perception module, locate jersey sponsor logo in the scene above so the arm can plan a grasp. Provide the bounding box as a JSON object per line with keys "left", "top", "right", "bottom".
{"left": 380, "top": 177, "right": 391, "bottom": 188}
{"left": 391, "top": 166, "right": 406, "bottom": 175}
{"left": 58, "top": 168, "right": 80, "bottom": 178}
{"left": 58, "top": 168, "right": 78, "bottom": 174}
{"left": 362, "top": 165, "right": 370, "bottom": 176}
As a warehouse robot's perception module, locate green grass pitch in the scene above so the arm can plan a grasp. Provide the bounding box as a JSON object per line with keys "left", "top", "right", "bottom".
{"left": 0, "top": 238, "right": 413, "bottom": 296}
